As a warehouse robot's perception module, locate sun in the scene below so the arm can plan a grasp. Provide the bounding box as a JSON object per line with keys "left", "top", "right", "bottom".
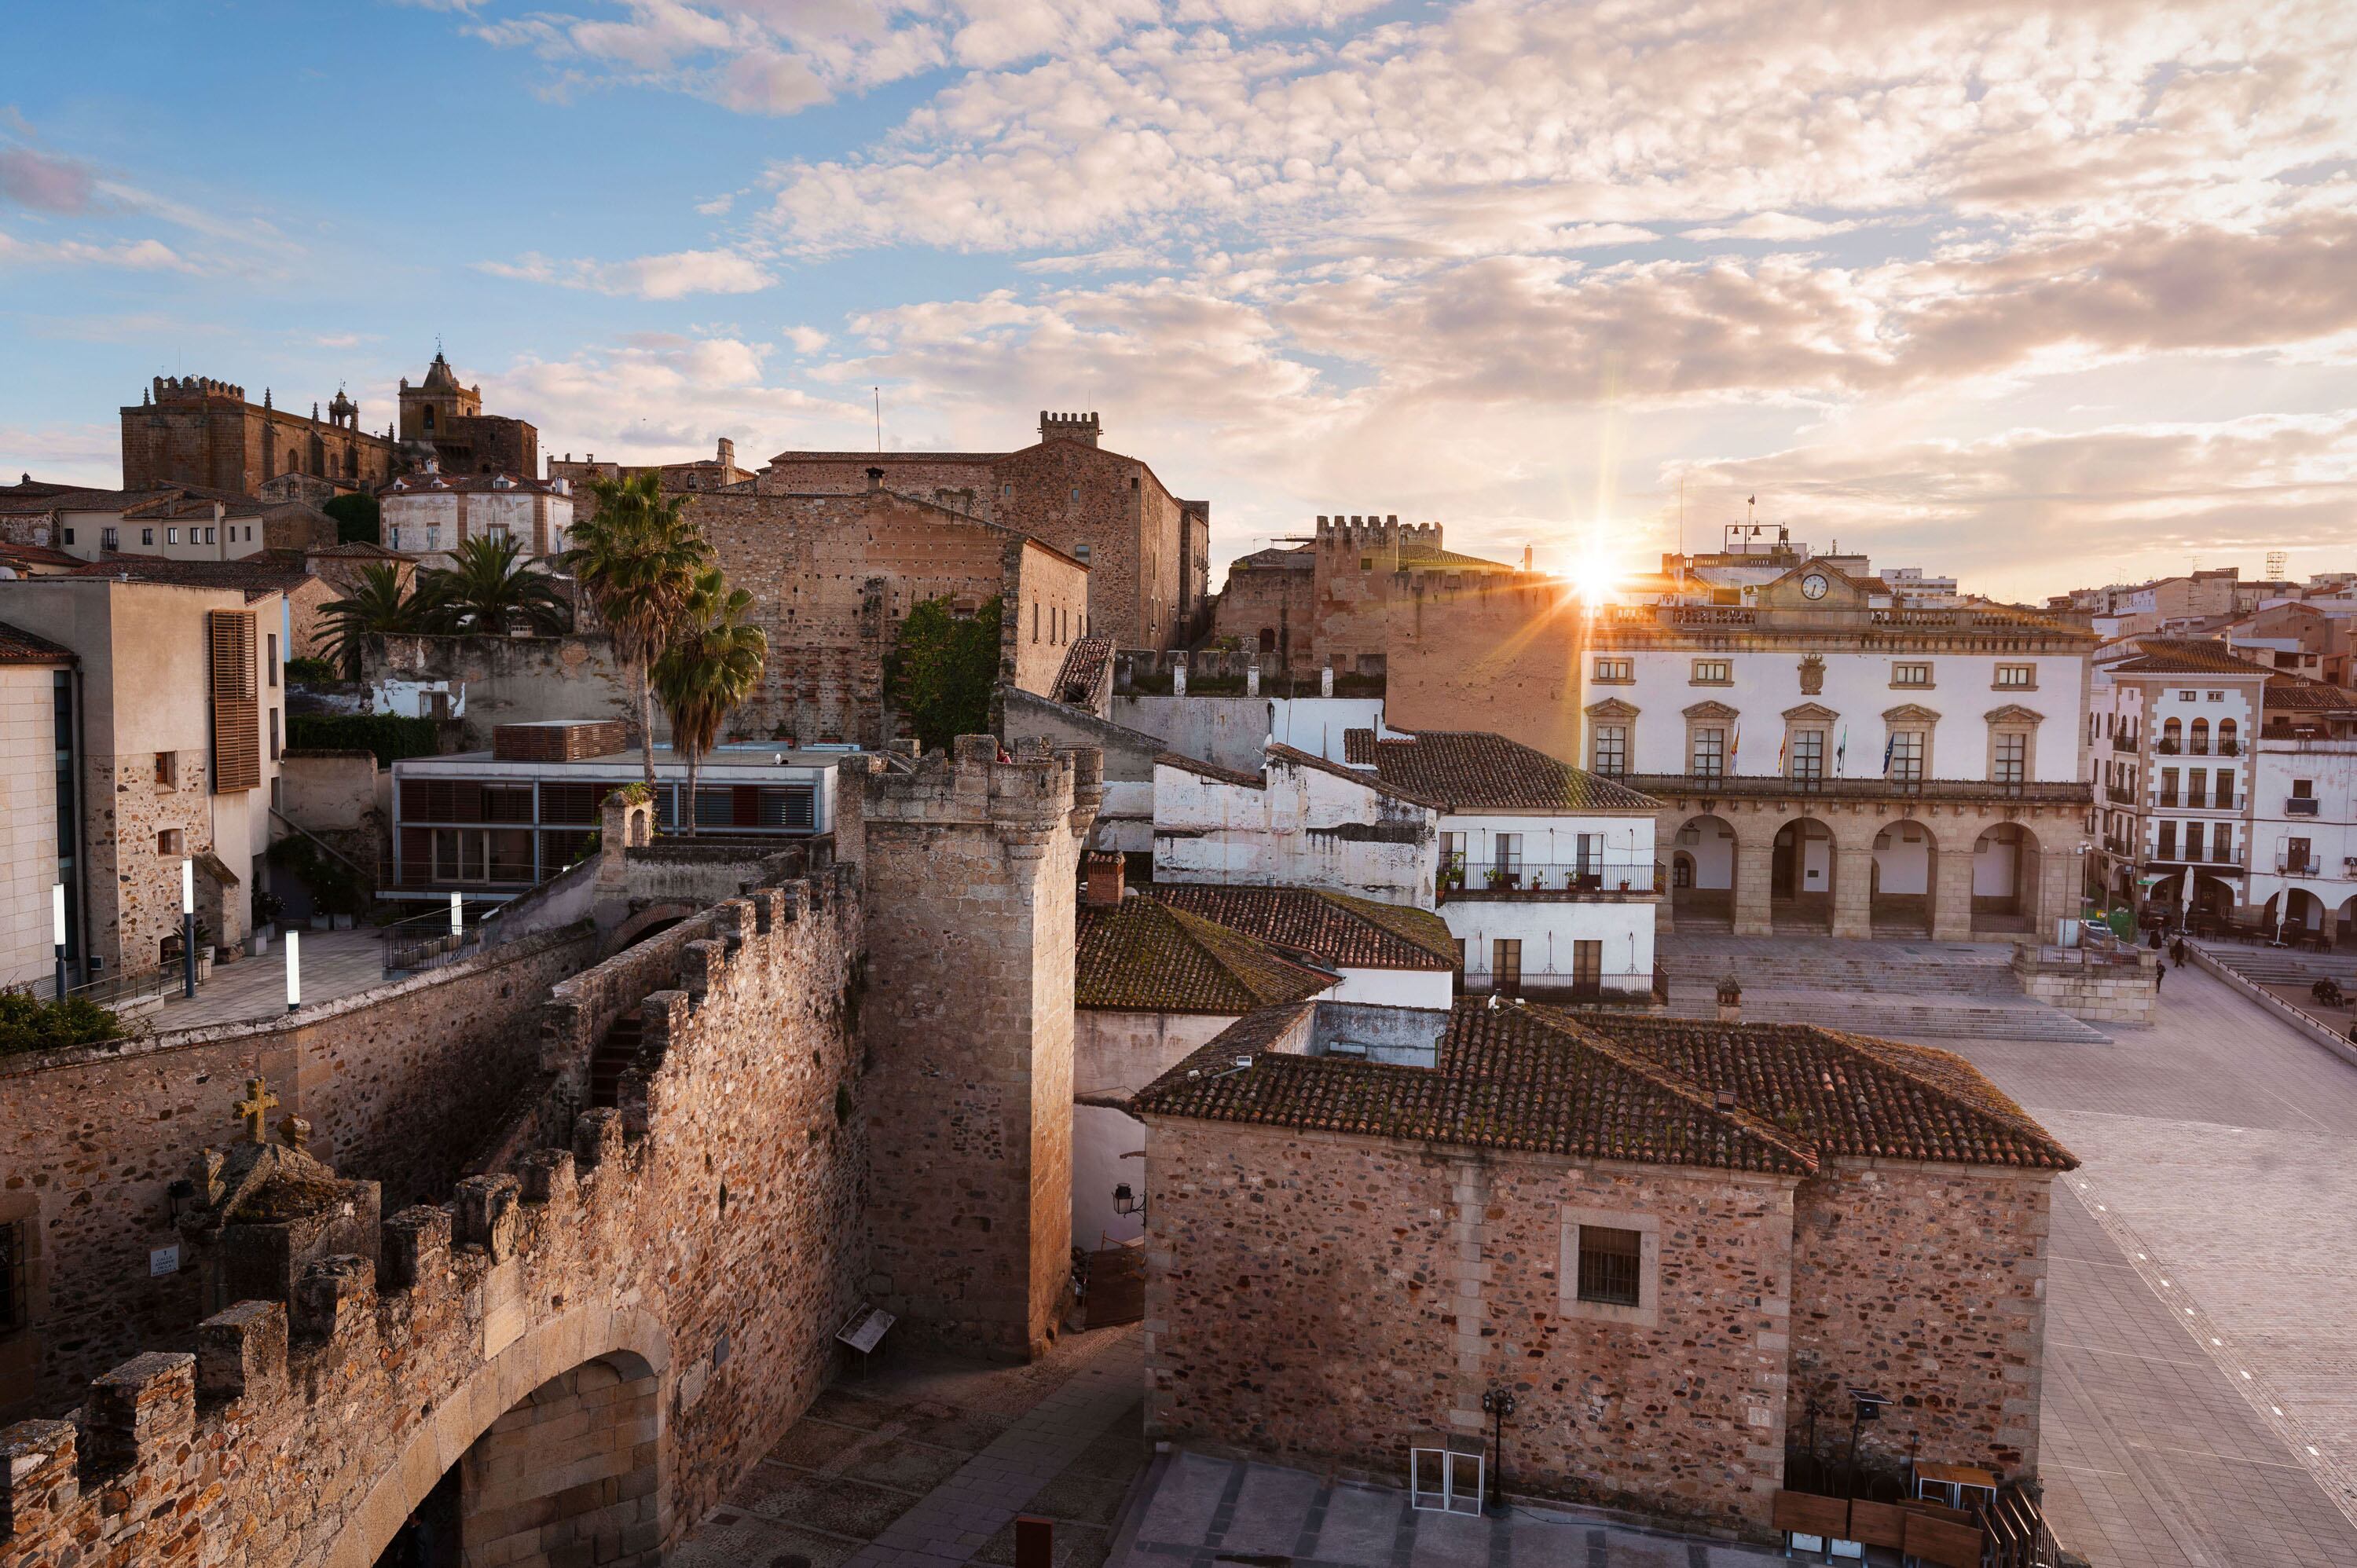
{"left": 1560, "top": 532, "right": 1627, "bottom": 603}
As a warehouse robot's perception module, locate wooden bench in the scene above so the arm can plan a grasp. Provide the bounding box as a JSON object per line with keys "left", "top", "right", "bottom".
{"left": 1904, "top": 1511, "right": 1986, "bottom": 1568}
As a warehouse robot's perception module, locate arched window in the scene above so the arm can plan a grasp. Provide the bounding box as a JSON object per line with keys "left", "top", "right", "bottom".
{"left": 422, "top": 405, "right": 435, "bottom": 432}
{"left": 2190, "top": 717, "right": 2210, "bottom": 755}
{"left": 2161, "top": 716, "right": 2182, "bottom": 753}
{"left": 2219, "top": 718, "right": 2239, "bottom": 754}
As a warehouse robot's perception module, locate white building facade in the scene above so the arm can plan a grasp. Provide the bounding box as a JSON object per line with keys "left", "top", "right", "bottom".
{"left": 379, "top": 467, "right": 574, "bottom": 569}
{"left": 2087, "top": 640, "right": 2264, "bottom": 929}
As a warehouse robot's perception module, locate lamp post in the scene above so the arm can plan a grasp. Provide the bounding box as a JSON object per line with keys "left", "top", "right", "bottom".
{"left": 1841, "top": 1388, "right": 1890, "bottom": 1543}
{"left": 284, "top": 927, "right": 301, "bottom": 1013}
{"left": 180, "top": 856, "right": 196, "bottom": 998}
{"left": 450, "top": 890, "right": 464, "bottom": 948}
{"left": 1480, "top": 1387, "right": 1515, "bottom": 1515}
{"left": 52, "top": 883, "right": 67, "bottom": 1002}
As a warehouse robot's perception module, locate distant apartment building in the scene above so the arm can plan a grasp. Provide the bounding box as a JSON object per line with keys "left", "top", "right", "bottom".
{"left": 0, "top": 477, "right": 335, "bottom": 562}
{"left": 0, "top": 577, "right": 288, "bottom": 983}
{"left": 1387, "top": 559, "right": 2097, "bottom": 942}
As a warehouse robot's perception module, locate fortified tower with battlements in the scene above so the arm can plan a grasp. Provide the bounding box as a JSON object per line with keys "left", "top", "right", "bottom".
{"left": 860, "top": 735, "right": 1103, "bottom": 1359}
{"left": 1038, "top": 410, "right": 1102, "bottom": 447}
{"left": 1314, "top": 513, "right": 1443, "bottom": 557}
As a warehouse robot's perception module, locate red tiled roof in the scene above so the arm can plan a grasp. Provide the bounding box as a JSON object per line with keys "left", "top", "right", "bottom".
{"left": 1076, "top": 897, "right": 1335, "bottom": 1013}
{"left": 1142, "top": 885, "right": 1457, "bottom": 969}
{"left": 2264, "top": 676, "right": 2357, "bottom": 712}
{"left": 0, "top": 620, "right": 77, "bottom": 665}
{"left": 0, "top": 540, "right": 85, "bottom": 568}
{"left": 1264, "top": 742, "right": 1446, "bottom": 808}
{"left": 306, "top": 540, "right": 417, "bottom": 560}
{"left": 1359, "top": 729, "right": 1660, "bottom": 812}
{"left": 1154, "top": 750, "right": 1265, "bottom": 789}
{"left": 2103, "top": 636, "right": 2271, "bottom": 676}
{"left": 69, "top": 551, "right": 317, "bottom": 600}
{"left": 1052, "top": 635, "right": 1113, "bottom": 705}
{"left": 1131, "top": 1000, "right": 2077, "bottom": 1174}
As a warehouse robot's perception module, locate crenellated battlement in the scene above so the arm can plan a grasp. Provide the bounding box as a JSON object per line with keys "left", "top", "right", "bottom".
{"left": 1037, "top": 409, "right": 1102, "bottom": 447}
{"left": 864, "top": 734, "right": 1103, "bottom": 848}
{"left": 0, "top": 863, "right": 867, "bottom": 1568}
{"left": 1314, "top": 513, "right": 1443, "bottom": 556}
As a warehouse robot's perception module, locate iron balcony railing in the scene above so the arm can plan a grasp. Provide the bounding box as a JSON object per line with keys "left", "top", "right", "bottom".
{"left": 2146, "top": 850, "right": 2247, "bottom": 872}
{"left": 1439, "top": 858, "right": 1662, "bottom": 901}
{"left": 2111, "top": 734, "right": 2138, "bottom": 753}
{"left": 2286, "top": 797, "right": 2322, "bottom": 815}
{"left": 2106, "top": 784, "right": 2136, "bottom": 805}
{"left": 1623, "top": 773, "right": 2089, "bottom": 804}
{"left": 2278, "top": 855, "right": 2324, "bottom": 876}
{"left": 1468, "top": 970, "right": 1666, "bottom": 1005}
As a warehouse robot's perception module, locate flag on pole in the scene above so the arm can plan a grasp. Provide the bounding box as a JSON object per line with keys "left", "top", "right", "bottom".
{"left": 1835, "top": 724, "right": 1848, "bottom": 777}
{"left": 1881, "top": 733, "right": 1894, "bottom": 776}
{"left": 1731, "top": 722, "right": 1741, "bottom": 771}
{"left": 1777, "top": 733, "right": 1787, "bottom": 772}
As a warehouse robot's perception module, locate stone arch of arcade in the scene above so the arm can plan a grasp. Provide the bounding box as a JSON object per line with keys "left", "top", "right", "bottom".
{"left": 1648, "top": 786, "right": 2090, "bottom": 943}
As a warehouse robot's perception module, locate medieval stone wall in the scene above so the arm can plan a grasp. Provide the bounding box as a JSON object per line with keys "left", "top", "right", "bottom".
{"left": 860, "top": 738, "right": 1098, "bottom": 1358}
{"left": 367, "top": 633, "right": 635, "bottom": 750}
{"left": 1787, "top": 1161, "right": 2055, "bottom": 1479}
{"left": 1209, "top": 554, "right": 1314, "bottom": 672}
{"left": 0, "top": 927, "right": 596, "bottom": 1419}
{"left": 0, "top": 870, "right": 867, "bottom": 1568}
{"left": 1142, "top": 1116, "right": 1798, "bottom": 1535}
{"left": 120, "top": 386, "right": 394, "bottom": 497}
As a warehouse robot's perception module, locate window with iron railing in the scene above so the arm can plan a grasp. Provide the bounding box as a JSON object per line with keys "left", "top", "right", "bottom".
{"left": 1691, "top": 728, "right": 1725, "bottom": 780}
{"left": 1576, "top": 1225, "right": 1642, "bottom": 1308}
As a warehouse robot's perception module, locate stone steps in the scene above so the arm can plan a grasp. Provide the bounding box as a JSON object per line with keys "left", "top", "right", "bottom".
{"left": 1659, "top": 953, "right": 2018, "bottom": 997}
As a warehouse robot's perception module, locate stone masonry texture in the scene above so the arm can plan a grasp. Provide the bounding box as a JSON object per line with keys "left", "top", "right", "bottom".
{"left": 0, "top": 866, "right": 870, "bottom": 1568}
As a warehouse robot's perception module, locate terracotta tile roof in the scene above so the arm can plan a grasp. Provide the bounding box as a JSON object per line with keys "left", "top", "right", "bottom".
{"left": 69, "top": 551, "right": 317, "bottom": 600}
{"left": 0, "top": 540, "right": 85, "bottom": 568}
{"left": 1076, "top": 897, "right": 1336, "bottom": 1013}
{"left": 1343, "top": 727, "right": 1376, "bottom": 764}
{"left": 1264, "top": 742, "right": 1446, "bottom": 808}
{"left": 1154, "top": 750, "right": 1265, "bottom": 789}
{"left": 306, "top": 540, "right": 417, "bottom": 560}
{"left": 1052, "top": 635, "right": 1113, "bottom": 705}
{"left": 1131, "top": 1001, "right": 2077, "bottom": 1174}
{"left": 1359, "top": 729, "right": 1661, "bottom": 812}
{"left": 0, "top": 620, "right": 76, "bottom": 665}
{"left": 2262, "top": 672, "right": 2357, "bottom": 712}
{"left": 1574, "top": 1015, "right": 2077, "bottom": 1170}
{"left": 1142, "top": 885, "right": 1457, "bottom": 969}
{"left": 2103, "top": 637, "right": 2271, "bottom": 676}
{"left": 1230, "top": 546, "right": 1312, "bottom": 570}
{"left": 1131, "top": 1000, "right": 1821, "bottom": 1173}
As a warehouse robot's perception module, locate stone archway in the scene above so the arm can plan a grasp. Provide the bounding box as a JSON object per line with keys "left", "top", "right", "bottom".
{"left": 1770, "top": 817, "right": 1836, "bottom": 932}
{"left": 1869, "top": 819, "right": 1938, "bottom": 936}
{"left": 332, "top": 1305, "right": 672, "bottom": 1568}
{"left": 2340, "top": 895, "right": 2357, "bottom": 951}
{"left": 1970, "top": 822, "right": 2040, "bottom": 936}
{"left": 2266, "top": 888, "right": 2326, "bottom": 940}
{"left": 1668, "top": 814, "right": 1737, "bottom": 930}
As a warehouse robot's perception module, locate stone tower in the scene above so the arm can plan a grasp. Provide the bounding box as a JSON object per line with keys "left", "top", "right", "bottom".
{"left": 861, "top": 735, "right": 1102, "bottom": 1358}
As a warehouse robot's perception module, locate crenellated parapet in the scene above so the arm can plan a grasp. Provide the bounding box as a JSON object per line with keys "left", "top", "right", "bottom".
{"left": 0, "top": 864, "right": 867, "bottom": 1568}
{"left": 864, "top": 734, "right": 1103, "bottom": 858}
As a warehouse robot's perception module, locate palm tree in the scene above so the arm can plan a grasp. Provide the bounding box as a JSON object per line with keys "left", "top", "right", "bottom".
{"left": 423, "top": 535, "right": 571, "bottom": 636}
{"left": 566, "top": 473, "right": 713, "bottom": 791}
{"left": 316, "top": 562, "right": 435, "bottom": 676}
{"left": 651, "top": 569, "right": 768, "bottom": 837}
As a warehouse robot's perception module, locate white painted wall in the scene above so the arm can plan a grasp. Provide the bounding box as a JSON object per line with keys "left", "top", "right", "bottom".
{"left": 1607, "top": 647, "right": 2084, "bottom": 781}
{"left": 1333, "top": 965, "right": 1454, "bottom": 1009}
{"left": 1113, "top": 694, "right": 1386, "bottom": 771}
{"left": 1151, "top": 754, "right": 1435, "bottom": 902}
{"left": 1872, "top": 822, "right": 1932, "bottom": 895}
{"left": 2249, "top": 739, "right": 2357, "bottom": 924}
{"left": 1667, "top": 814, "right": 1736, "bottom": 890}
{"left": 1074, "top": 1008, "right": 1244, "bottom": 1247}
{"left": 1095, "top": 779, "right": 1154, "bottom": 854}
{"left": 1449, "top": 896, "right": 1655, "bottom": 989}
{"left": 1439, "top": 809, "right": 1655, "bottom": 889}
{"left": 0, "top": 665, "right": 62, "bottom": 991}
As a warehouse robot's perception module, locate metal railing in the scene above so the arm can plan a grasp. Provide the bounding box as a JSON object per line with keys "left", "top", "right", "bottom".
{"left": 1439, "top": 859, "right": 1661, "bottom": 899}
{"left": 65, "top": 962, "right": 178, "bottom": 1012}
{"left": 1470, "top": 971, "right": 1663, "bottom": 1004}
{"left": 2278, "top": 856, "right": 2324, "bottom": 876}
{"left": 2111, "top": 733, "right": 2138, "bottom": 753}
{"left": 1625, "top": 773, "right": 2090, "bottom": 804}
{"left": 2286, "top": 797, "right": 2322, "bottom": 815}
{"left": 2106, "top": 784, "right": 2136, "bottom": 804}
{"left": 382, "top": 906, "right": 495, "bottom": 979}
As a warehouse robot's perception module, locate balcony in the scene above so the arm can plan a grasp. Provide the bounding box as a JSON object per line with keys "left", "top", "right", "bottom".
{"left": 2154, "top": 738, "right": 2180, "bottom": 755}
{"left": 2286, "top": 797, "right": 2322, "bottom": 816}
{"left": 2105, "top": 784, "right": 2136, "bottom": 805}
{"left": 2157, "top": 793, "right": 2179, "bottom": 809}
{"left": 1625, "top": 773, "right": 2090, "bottom": 805}
{"left": 2278, "top": 855, "right": 2323, "bottom": 876}
{"left": 2146, "top": 851, "right": 2246, "bottom": 873}
{"left": 2111, "top": 734, "right": 2137, "bottom": 753}
{"left": 1440, "top": 858, "right": 1662, "bottom": 903}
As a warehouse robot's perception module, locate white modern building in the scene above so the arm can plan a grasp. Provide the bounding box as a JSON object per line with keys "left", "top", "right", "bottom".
{"left": 1151, "top": 727, "right": 1663, "bottom": 1003}
{"left": 2242, "top": 680, "right": 2357, "bottom": 944}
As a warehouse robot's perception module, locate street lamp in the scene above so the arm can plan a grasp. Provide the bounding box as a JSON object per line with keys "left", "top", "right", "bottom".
{"left": 180, "top": 856, "right": 196, "bottom": 998}
{"left": 1479, "top": 1387, "right": 1516, "bottom": 1514}
{"left": 284, "top": 927, "right": 301, "bottom": 1013}
{"left": 1841, "top": 1388, "right": 1890, "bottom": 1542}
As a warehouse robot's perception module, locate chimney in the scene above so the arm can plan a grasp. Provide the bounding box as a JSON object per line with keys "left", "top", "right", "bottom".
{"left": 1085, "top": 852, "right": 1126, "bottom": 907}
{"left": 1716, "top": 977, "right": 1742, "bottom": 1024}
{"left": 866, "top": 466, "right": 885, "bottom": 491}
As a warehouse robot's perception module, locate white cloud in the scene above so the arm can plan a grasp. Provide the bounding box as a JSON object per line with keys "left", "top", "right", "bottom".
{"left": 476, "top": 247, "right": 774, "bottom": 298}
{"left": 0, "top": 146, "right": 97, "bottom": 213}
{"left": 782, "top": 324, "right": 831, "bottom": 354}
{"left": 0, "top": 229, "right": 195, "bottom": 272}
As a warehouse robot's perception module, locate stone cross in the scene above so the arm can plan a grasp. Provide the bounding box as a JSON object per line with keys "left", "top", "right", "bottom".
{"left": 236, "top": 1076, "right": 280, "bottom": 1144}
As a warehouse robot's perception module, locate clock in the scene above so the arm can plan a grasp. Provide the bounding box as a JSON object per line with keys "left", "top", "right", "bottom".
{"left": 1800, "top": 572, "right": 1829, "bottom": 601}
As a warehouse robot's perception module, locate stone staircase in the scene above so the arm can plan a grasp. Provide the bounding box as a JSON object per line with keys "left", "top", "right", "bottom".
{"left": 2193, "top": 942, "right": 2357, "bottom": 989}
{"left": 1659, "top": 935, "right": 2112, "bottom": 1044}
{"left": 588, "top": 1006, "right": 645, "bottom": 1109}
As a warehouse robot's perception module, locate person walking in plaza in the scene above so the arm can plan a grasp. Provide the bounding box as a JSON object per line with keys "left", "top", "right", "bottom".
{"left": 2170, "top": 936, "right": 2188, "bottom": 969}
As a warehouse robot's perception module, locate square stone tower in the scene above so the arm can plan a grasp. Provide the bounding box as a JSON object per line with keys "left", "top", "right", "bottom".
{"left": 862, "top": 735, "right": 1102, "bottom": 1358}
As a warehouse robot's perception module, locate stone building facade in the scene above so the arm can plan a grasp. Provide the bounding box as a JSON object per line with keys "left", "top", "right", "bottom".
{"left": 120, "top": 378, "right": 395, "bottom": 497}
{"left": 397, "top": 350, "right": 540, "bottom": 478}
{"left": 379, "top": 467, "right": 574, "bottom": 567}
{"left": 547, "top": 437, "right": 753, "bottom": 496}
{"left": 1133, "top": 1001, "right": 2073, "bottom": 1539}
{"left": 0, "top": 845, "right": 869, "bottom": 1568}
{"left": 686, "top": 484, "right": 1092, "bottom": 746}
{"left": 757, "top": 412, "right": 1210, "bottom": 652}
{"left": 1387, "top": 561, "right": 2097, "bottom": 941}
{"left": 860, "top": 738, "right": 1102, "bottom": 1358}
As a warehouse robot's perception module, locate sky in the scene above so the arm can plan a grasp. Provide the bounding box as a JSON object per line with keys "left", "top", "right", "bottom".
{"left": 2, "top": 0, "right": 2354, "bottom": 603}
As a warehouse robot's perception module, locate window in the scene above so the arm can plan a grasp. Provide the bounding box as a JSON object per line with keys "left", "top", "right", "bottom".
{"left": 2205, "top": 691, "right": 2224, "bottom": 702}
{"left": 158, "top": 828, "right": 184, "bottom": 855}
{"left": 1576, "top": 1225, "right": 1642, "bottom": 1306}
{"left": 1571, "top": 939, "right": 1603, "bottom": 990}
{"left": 1594, "top": 658, "right": 1633, "bottom": 683}
{"left": 2184, "top": 822, "right": 2205, "bottom": 862}
{"left": 1069, "top": 487, "right": 1080, "bottom": 502}
{"left": 1691, "top": 727, "right": 1725, "bottom": 780}
{"left": 1592, "top": 724, "right": 1627, "bottom": 777}
{"left": 267, "top": 708, "right": 279, "bottom": 762}
{"left": 1691, "top": 659, "right": 1731, "bottom": 685}
{"left": 2157, "top": 822, "right": 2177, "bottom": 859}
{"left": 141, "top": 528, "right": 153, "bottom": 546}
{"left": 2178, "top": 690, "right": 2198, "bottom": 702}
{"left": 0, "top": 1216, "right": 27, "bottom": 1333}
{"left": 1439, "top": 831, "right": 1465, "bottom": 885}
{"left": 2220, "top": 718, "right": 2239, "bottom": 753}
{"left": 1995, "top": 664, "right": 2034, "bottom": 688}
{"left": 2215, "top": 771, "right": 2234, "bottom": 810}
{"left": 2294, "top": 779, "right": 2315, "bottom": 798}
{"left": 1074, "top": 544, "right": 1091, "bottom": 562}
{"left": 1490, "top": 939, "right": 1522, "bottom": 995}
{"left": 1032, "top": 602, "right": 1040, "bottom": 643}
{"left": 1993, "top": 732, "right": 2026, "bottom": 785}
{"left": 2187, "top": 769, "right": 2206, "bottom": 808}
{"left": 2190, "top": 718, "right": 2210, "bottom": 754}
{"left": 2213, "top": 832, "right": 2234, "bottom": 866}
{"left": 266, "top": 635, "right": 278, "bottom": 687}
{"left": 1491, "top": 833, "right": 1523, "bottom": 880}
{"left": 1886, "top": 730, "right": 1923, "bottom": 782}
{"left": 1891, "top": 661, "right": 1933, "bottom": 687}
{"left": 167, "top": 528, "right": 180, "bottom": 545}
{"left": 156, "top": 751, "right": 178, "bottom": 787}
{"left": 203, "top": 527, "right": 216, "bottom": 544}
{"left": 101, "top": 527, "right": 117, "bottom": 551}
{"left": 2289, "top": 836, "right": 2312, "bottom": 874}
{"left": 60, "top": 528, "right": 73, "bottom": 546}
{"left": 1789, "top": 728, "right": 1825, "bottom": 782}
{"left": 2159, "top": 767, "right": 2179, "bottom": 808}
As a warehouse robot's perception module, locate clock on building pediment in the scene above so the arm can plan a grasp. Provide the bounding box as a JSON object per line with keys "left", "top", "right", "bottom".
{"left": 1758, "top": 559, "right": 1871, "bottom": 625}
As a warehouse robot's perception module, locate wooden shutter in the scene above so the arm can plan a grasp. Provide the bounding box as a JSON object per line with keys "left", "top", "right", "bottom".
{"left": 209, "top": 610, "right": 262, "bottom": 792}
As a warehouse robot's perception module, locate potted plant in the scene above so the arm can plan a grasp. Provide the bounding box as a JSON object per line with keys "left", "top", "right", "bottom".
{"left": 1484, "top": 866, "right": 1508, "bottom": 888}
{"left": 1442, "top": 852, "right": 1466, "bottom": 890}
